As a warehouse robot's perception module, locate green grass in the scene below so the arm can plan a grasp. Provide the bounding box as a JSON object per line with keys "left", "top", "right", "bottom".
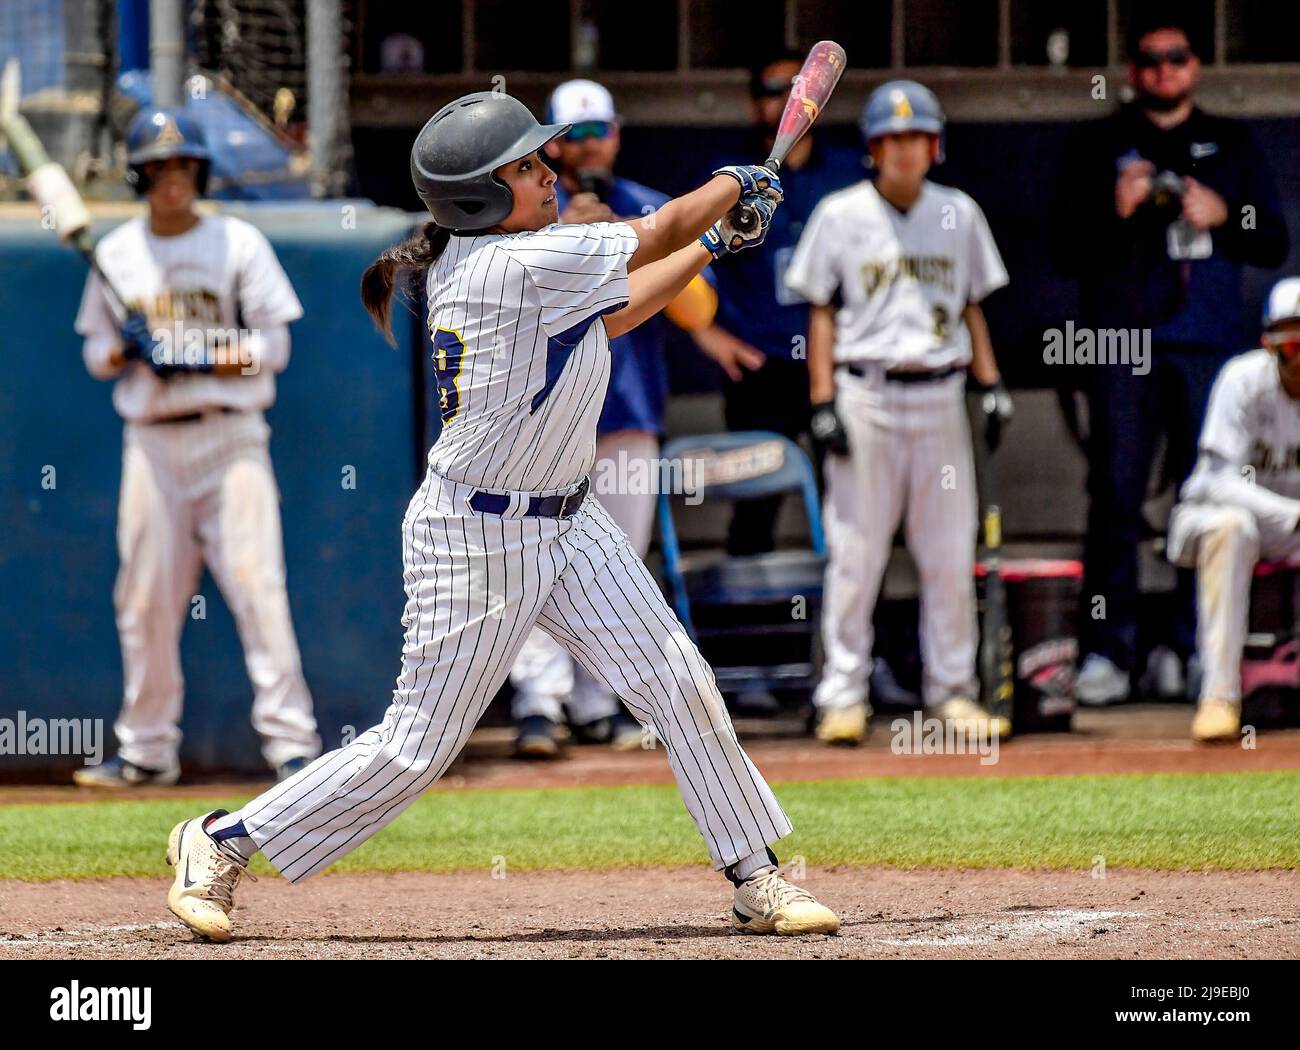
{"left": 1, "top": 772, "right": 1297, "bottom": 880}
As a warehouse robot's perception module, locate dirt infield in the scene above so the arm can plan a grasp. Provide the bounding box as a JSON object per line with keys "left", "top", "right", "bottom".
{"left": 1, "top": 868, "right": 1296, "bottom": 960}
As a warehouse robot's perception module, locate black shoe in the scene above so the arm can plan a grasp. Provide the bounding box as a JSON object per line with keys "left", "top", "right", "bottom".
{"left": 514, "top": 716, "right": 562, "bottom": 758}
{"left": 276, "top": 756, "right": 312, "bottom": 782}
{"left": 609, "top": 712, "right": 645, "bottom": 751}
{"left": 72, "top": 754, "right": 180, "bottom": 789}
{"left": 569, "top": 716, "right": 614, "bottom": 745}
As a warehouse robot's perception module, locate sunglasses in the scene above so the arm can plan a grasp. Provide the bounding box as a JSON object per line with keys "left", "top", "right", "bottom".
{"left": 756, "top": 77, "right": 791, "bottom": 98}
{"left": 564, "top": 121, "right": 614, "bottom": 143}
{"left": 1264, "top": 331, "right": 1300, "bottom": 357}
{"left": 1135, "top": 47, "right": 1192, "bottom": 69}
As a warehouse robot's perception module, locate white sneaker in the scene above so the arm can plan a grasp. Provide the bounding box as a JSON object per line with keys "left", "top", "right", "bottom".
{"left": 732, "top": 864, "right": 840, "bottom": 935}
{"left": 1139, "top": 645, "right": 1184, "bottom": 699}
{"left": 166, "top": 810, "right": 256, "bottom": 942}
{"left": 1075, "top": 654, "right": 1131, "bottom": 707}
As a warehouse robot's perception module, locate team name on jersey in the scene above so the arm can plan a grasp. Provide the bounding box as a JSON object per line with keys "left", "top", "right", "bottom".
{"left": 1248, "top": 439, "right": 1300, "bottom": 475}
{"left": 126, "top": 289, "right": 224, "bottom": 326}
{"left": 861, "top": 255, "right": 955, "bottom": 296}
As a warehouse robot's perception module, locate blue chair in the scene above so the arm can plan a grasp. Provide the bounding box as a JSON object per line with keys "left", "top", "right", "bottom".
{"left": 656, "top": 431, "right": 826, "bottom": 695}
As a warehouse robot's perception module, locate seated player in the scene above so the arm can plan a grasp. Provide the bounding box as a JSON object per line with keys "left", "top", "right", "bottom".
{"left": 1167, "top": 277, "right": 1300, "bottom": 742}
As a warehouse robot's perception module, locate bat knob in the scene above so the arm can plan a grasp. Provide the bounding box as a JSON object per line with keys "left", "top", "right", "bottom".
{"left": 730, "top": 201, "right": 758, "bottom": 236}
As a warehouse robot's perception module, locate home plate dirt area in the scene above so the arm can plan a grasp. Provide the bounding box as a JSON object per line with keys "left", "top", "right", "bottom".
{"left": 1, "top": 868, "right": 1297, "bottom": 960}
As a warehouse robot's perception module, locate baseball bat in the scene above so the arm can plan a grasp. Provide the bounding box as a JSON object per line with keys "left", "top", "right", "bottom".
{"left": 978, "top": 437, "right": 1015, "bottom": 734}
{"left": 1, "top": 60, "right": 128, "bottom": 314}
{"left": 730, "top": 40, "right": 847, "bottom": 236}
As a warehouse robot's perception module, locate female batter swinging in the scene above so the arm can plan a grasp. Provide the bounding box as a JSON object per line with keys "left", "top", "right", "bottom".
{"left": 164, "top": 92, "right": 839, "bottom": 940}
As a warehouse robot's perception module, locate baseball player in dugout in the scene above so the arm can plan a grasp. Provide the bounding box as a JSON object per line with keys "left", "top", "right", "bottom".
{"left": 162, "top": 91, "right": 840, "bottom": 942}
{"left": 1052, "top": 8, "right": 1289, "bottom": 708}
{"left": 785, "top": 80, "right": 1013, "bottom": 747}
{"left": 1168, "top": 278, "right": 1300, "bottom": 743}
{"left": 691, "top": 48, "right": 862, "bottom": 557}
{"left": 72, "top": 107, "right": 322, "bottom": 788}
{"left": 508, "top": 78, "right": 719, "bottom": 758}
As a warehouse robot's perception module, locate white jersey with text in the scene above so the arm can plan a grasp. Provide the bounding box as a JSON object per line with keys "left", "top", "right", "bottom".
{"left": 424, "top": 221, "right": 638, "bottom": 493}
{"left": 1194, "top": 349, "right": 1300, "bottom": 502}
{"left": 783, "top": 179, "right": 1007, "bottom": 370}
{"left": 75, "top": 214, "right": 303, "bottom": 422}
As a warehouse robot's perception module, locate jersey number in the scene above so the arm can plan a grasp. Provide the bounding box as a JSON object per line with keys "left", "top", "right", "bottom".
{"left": 432, "top": 327, "right": 466, "bottom": 424}
{"left": 931, "top": 305, "right": 951, "bottom": 342}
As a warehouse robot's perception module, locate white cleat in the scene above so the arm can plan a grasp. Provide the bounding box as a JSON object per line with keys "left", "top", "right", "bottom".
{"left": 934, "top": 696, "right": 1011, "bottom": 740}
{"left": 732, "top": 865, "right": 840, "bottom": 936}
{"left": 1191, "top": 697, "right": 1241, "bottom": 743}
{"left": 1075, "top": 653, "right": 1131, "bottom": 707}
{"left": 815, "top": 702, "right": 869, "bottom": 746}
{"left": 165, "top": 810, "right": 255, "bottom": 942}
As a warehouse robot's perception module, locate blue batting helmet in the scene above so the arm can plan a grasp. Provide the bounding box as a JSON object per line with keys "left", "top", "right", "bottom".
{"left": 859, "top": 80, "right": 946, "bottom": 142}
{"left": 125, "top": 107, "right": 212, "bottom": 195}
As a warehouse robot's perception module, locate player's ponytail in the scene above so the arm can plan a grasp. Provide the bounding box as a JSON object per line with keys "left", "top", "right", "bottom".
{"left": 361, "top": 221, "right": 452, "bottom": 346}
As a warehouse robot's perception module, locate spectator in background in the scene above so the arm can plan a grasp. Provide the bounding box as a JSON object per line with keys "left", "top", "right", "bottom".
{"left": 692, "top": 49, "right": 863, "bottom": 557}
{"left": 508, "top": 79, "right": 719, "bottom": 757}
{"left": 1052, "top": 9, "right": 1289, "bottom": 707}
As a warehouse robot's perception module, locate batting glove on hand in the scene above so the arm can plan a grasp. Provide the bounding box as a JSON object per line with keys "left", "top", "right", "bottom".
{"left": 810, "top": 399, "right": 850, "bottom": 456}
{"left": 712, "top": 164, "right": 783, "bottom": 204}
{"left": 700, "top": 193, "right": 778, "bottom": 259}
{"left": 119, "top": 311, "right": 156, "bottom": 363}
{"left": 977, "top": 380, "right": 1014, "bottom": 452}
{"left": 121, "top": 312, "right": 178, "bottom": 378}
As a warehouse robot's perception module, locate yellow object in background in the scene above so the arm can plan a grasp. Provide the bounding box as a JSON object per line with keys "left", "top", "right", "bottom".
{"left": 663, "top": 273, "right": 718, "bottom": 332}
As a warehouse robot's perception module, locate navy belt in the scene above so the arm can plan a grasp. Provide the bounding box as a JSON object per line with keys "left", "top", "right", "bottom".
{"left": 839, "top": 363, "right": 966, "bottom": 384}
{"left": 148, "top": 406, "right": 241, "bottom": 425}
{"left": 468, "top": 476, "right": 590, "bottom": 519}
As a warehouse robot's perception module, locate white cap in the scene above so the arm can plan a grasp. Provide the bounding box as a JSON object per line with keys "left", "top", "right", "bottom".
{"left": 547, "top": 79, "right": 617, "bottom": 124}
{"left": 1263, "top": 277, "right": 1300, "bottom": 329}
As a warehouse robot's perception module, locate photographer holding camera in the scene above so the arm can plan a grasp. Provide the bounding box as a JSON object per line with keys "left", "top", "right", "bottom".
{"left": 1053, "top": 10, "right": 1290, "bottom": 707}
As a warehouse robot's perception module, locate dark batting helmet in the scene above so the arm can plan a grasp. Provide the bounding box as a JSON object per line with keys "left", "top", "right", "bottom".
{"left": 125, "top": 106, "right": 212, "bottom": 195}
{"left": 410, "top": 92, "right": 569, "bottom": 231}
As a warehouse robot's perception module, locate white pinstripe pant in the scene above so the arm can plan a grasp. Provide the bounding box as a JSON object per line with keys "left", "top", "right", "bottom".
{"left": 237, "top": 469, "right": 791, "bottom": 882}
{"left": 510, "top": 429, "right": 660, "bottom": 726}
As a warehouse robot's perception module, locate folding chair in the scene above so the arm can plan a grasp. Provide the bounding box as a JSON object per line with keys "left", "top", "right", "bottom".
{"left": 656, "top": 431, "right": 826, "bottom": 695}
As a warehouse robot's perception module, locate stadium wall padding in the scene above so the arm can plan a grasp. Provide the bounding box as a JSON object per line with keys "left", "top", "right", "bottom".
{"left": 0, "top": 205, "right": 424, "bottom": 772}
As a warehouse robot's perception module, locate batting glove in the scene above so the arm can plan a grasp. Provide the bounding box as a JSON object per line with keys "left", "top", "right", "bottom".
{"left": 700, "top": 193, "right": 778, "bottom": 259}
{"left": 119, "top": 311, "right": 156, "bottom": 363}
{"left": 712, "top": 164, "right": 783, "bottom": 204}
{"left": 810, "top": 399, "right": 850, "bottom": 456}
{"left": 977, "top": 379, "right": 1014, "bottom": 452}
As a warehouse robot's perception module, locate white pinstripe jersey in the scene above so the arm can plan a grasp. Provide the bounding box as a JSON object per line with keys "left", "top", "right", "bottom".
{"left": 424, "top": 220, "right": 639, "bottom": 492}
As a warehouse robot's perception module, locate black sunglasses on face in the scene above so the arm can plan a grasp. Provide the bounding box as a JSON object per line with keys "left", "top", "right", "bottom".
{"left": 1136, "top": 47, "right": 1192, "bottom": 69}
